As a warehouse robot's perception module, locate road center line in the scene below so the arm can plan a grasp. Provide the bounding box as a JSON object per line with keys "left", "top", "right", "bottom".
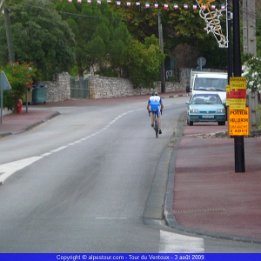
{"left": 95, "top": 217, "right": 127, "bottom": 220}
{"left": 0, "top": 110, "right": 135, "bottom": 184}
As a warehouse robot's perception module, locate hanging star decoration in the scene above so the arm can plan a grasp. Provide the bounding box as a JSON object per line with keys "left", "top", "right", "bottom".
{"left": 196, "top": 0, "right": 228, "bottom": 48}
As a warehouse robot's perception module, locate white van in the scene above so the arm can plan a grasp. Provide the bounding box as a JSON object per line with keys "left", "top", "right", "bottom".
{"left": 191, "top": 71, "right": 228, "bottom": 104}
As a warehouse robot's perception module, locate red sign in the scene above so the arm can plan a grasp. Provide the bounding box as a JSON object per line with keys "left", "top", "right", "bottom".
{"left": 226, "top": 89, "right": 246, "bottom": 99}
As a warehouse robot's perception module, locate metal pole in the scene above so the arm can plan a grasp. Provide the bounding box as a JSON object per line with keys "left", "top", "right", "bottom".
{"left": 158, "top": 12, "right": 165, "bottom": 93}
{"left": 227, "top": 0, "right": 233, "bottom": 81}
{"left": 233, "top": 0, "right": 245, "bottom": 173}
{"left": 226, "top": 0, "right": 233, "bottom": 123}
{"left": 4, "top": 5, "right": 15, "bottom": 64}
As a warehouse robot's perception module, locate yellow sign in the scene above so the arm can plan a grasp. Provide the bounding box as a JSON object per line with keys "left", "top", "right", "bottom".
{"left": 230, "top": 77, "right": 247, "bottom": 89}
{"left": 228, "top": 108, "right": 249, "bottom": 136}
{"left": 227, "top": 77, "right": 247, "bottom": 109}
{"left": 228, "top": 99, "right": 247, "bottom": 109}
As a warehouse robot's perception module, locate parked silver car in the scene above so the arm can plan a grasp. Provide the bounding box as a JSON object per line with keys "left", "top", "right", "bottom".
{"left": 186, "top": 93, "right": 226, "bottom": 126}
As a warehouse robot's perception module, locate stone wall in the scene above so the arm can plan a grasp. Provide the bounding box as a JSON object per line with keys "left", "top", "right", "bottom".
{"left": 45, "top": 72, "right": 71, "bottom": 103}
{"left": 88, "top": 73, "right": 187, "bottom": 99}
{"left": 44, "top": 68, "right": 189, "bottom": 102}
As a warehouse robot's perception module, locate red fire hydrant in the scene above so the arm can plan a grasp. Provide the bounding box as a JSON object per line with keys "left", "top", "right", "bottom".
{"left": 16, "top": 99, "right": 23, "bottom": 114}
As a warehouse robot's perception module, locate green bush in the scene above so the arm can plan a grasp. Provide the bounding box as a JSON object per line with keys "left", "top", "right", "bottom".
{"left": 1, "top": 63, "right": 36, "bottom": 112}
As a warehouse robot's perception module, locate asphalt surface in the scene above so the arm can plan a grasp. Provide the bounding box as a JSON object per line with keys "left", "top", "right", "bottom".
{"left": 1, "top": 98, "right": 261, "bottom": 245}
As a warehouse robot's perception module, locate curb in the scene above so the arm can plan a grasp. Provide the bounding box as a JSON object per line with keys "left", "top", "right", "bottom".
{"left": 163, "top": 112, "right": 261, "bottom": 245}
{"left": 0, "top": 111, "right": 60, "bottom": 137}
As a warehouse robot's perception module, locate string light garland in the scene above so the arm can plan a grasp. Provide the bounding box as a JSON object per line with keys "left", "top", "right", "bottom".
{"left": 66, "top": 0, "right": 226, "bottom": 11}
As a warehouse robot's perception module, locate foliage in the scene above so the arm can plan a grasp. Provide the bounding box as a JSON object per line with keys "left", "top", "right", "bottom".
{"left": 2, "top": 62, "right": 37, "bottom": 111}
{"left": 113, "top": 1, "right": 228, "bottom": 70}
{"left": 242, "top": 56, "right": 261, "bottom": 92}
{"left": 55, "top": 2, "right": 162, "bottom": 84}
{"left": 55, "top": 2, "right": 131, "bottom": 77}
{"left": 126, "top": 35, "right": 164, "bottom": 88}
{"left": 0, "top": 0, "right": 75, "bottom": 80}
{"left": 0, "top": 0, "right": 237, "bottom": 88}
{"left": 108, "top": 23, "right": 131, "bottom": 76}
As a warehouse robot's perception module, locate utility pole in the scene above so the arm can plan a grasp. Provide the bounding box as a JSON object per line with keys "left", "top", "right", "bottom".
{"left": 0, "top": 0, "right": 4, "bottom": 10}
{"left": 158, "top": 12, "right": 165, "bottom": 93}
{"left": 4, "top": 5, "right": 15, "bottom": 64}
{"left": 1, "top": 0, "right": 14, "bottom": 63}
{"left": 233, "top": 0, "right": 245, "bottom": 173}
{"left": 243, "top": 0, "right": 258, "bottom": 134}
{"left": 242, "top": 0, "right": 256, "bottom": 56}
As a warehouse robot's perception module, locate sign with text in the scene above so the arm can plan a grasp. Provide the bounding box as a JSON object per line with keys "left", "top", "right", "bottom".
{"left": 227, "top": 77, "right": 247, "bottom": 109}
{"left": 228, "top": 108, "right": 249, "bottom": 136}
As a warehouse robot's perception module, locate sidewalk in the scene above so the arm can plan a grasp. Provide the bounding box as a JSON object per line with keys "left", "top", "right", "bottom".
{"left": 168, "top": 122, "right": 261, "bottom": 243}
{"left": 0, "top": 107, "right": 59, "bottom": 137}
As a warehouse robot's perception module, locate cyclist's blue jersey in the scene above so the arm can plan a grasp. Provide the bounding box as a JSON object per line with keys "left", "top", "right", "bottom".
{"left": 148, "top": 96, "right": 161, "bottom": 112}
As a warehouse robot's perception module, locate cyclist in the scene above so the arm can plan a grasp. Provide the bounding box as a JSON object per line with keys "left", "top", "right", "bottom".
{"left": 147, "top": 91, "right": 164, "bottom": 134}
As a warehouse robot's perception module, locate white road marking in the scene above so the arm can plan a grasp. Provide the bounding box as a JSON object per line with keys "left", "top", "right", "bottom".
{"left": 0, "top": 157, "right": 41, "bottom": 184}
{"left": 159, "top": 230, "right": 205, "bottom": 253}
{"left": 95, "top": 217, "right": 127, "bottom": 220}
{"left": 0, "top": 110, "right": 135, "bottom": 184}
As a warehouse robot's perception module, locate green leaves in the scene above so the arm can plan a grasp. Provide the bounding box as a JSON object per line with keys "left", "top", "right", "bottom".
{"left": 127, "top": 35, "right": 164, "bottom": 88}
{"left": 242, "top": 56, "right": 261, "bottom": 92}
{"left": 0, "top": 1, "right": 234, "bottom": 85}
{"left": 1, "top": 0, "right": 75, "bottom": 80}
{"left": 1, "top": 62, "right": 37, "bottom": 110}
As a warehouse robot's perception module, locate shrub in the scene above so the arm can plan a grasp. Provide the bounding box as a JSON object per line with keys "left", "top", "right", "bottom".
{"left": 2, "top": 63, "right": 37, "bottom": 111}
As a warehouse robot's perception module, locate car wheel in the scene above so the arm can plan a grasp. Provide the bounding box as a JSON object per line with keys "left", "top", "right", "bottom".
{"left": 187, "top": 120, "right": 193, "bottom": 126}
{"left": 218, "top": 122, "right": 225, "bottom": 126}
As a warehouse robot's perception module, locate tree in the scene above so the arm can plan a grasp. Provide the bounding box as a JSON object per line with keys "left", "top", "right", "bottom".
{"left": 115, "top": 1, "right": 228, "bottom": 69}
{"left": 0, "top": 0, "right": 75, "bottom": 80}
{"left": 127, "top": 35, "right": 164, "bottom": 88}
{"left": 86, "top": 35, "right": 106, "bottom": 73}
{"left": 55, "top": 2, "right": 131, "bottom": 77}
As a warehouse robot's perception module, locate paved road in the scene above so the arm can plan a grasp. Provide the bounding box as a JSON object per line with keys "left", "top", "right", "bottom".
{"left": 1, "top": 96, "right": 260, "bottom": 253}
{"left": 0, "top": 96, "right": 188, "bottom": 252}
